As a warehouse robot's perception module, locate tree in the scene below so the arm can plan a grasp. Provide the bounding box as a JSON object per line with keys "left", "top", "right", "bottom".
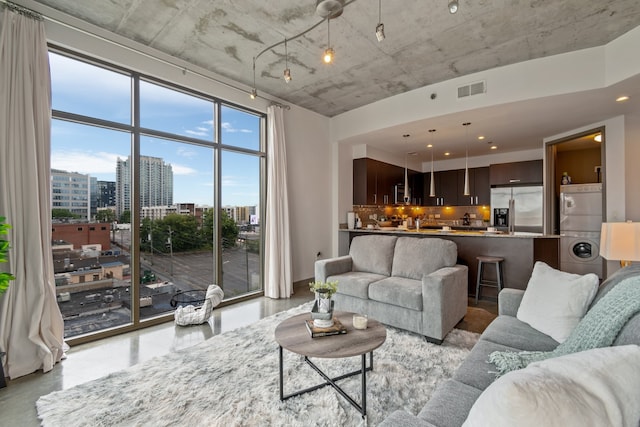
{"left": 96, "top": 209, "right": 116, "bottom": 223}
{"left": 220, "top": 211, "right": 239, "bottom": 248}
{"left": 119, "top": 210, "right": 131, "bottom": 224}
{"left": 51, "top": 208, "right": 80, "bottom": 219}
{"left": 201, "top": 209, "right": 239, "bottom": 249}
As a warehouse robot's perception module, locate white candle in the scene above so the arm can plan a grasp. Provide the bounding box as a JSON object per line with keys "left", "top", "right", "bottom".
{"left": 353, "top": 315, "right": 368, "bottom": 329}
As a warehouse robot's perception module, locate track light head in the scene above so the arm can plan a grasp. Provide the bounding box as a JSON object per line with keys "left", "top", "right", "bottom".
{"left": 448, "top": 0, "right": 459, "bottom": 14}
{"left": 323, "top": 47, "right": 335, "bottom": 64}
{"left": 283, "top": 68, "right": 292, "bottom": 83}
{"left": 375, "top": 23, "right": 385, "bottom": 42}
{"left": 249, "top": 88, "right": 257, "bottom": 99}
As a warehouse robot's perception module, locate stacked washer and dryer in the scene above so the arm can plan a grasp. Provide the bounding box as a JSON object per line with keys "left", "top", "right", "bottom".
{"left": 559, "top": 183, "right": 603, "bottom": 279}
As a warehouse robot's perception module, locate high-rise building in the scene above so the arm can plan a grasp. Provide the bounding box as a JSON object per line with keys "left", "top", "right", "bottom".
{"left": 116, "top": 156, "right": 173, "bottom": 218}
{"left": 51, "top": 169, "right": 92, "bottom": 220}
{"left": 96, "top": 180, "right": 116, "bottom": 209}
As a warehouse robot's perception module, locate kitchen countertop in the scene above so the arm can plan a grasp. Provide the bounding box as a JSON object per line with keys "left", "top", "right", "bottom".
{"left": 341, "top": 228, "right": 558, "bottom": 238}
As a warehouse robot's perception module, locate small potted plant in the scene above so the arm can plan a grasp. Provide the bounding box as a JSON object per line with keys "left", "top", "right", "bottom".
{"left": 309, "top": 281, "right": 338, "bottom": 327}
{"left": 0, "top": 216, "right": 13, "bottom": 388}
{"left": 0, "top": 216, "right": 14, "bottom": 295}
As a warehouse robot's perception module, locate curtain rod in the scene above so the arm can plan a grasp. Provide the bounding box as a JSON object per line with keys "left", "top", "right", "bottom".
{"left": 0, "top": 0, "right": 291, "bottom": 111}
{"left": 0, "top": 0, "right": 43, "bottom": 20}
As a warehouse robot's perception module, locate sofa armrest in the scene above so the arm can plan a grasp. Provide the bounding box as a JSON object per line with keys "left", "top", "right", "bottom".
{"left": 421, "top": 265, "right": 469, "bottom": 340}
{"left": 498, "top": 288, "right": 525, "bottom": 316}
{"left": 314, "top": 256, "right": 352, "bottom": 282}
{"left": 378, "top": 410, "right": 437, "bottom": 427}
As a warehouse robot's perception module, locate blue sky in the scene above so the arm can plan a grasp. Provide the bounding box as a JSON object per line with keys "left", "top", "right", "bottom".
{"left": 49, "top": 52, "right": 261, "bottom": 207}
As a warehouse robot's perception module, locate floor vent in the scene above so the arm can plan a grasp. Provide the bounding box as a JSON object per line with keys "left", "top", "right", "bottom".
{"left": 457, "top": 80, "right": 486, "bottom": 98}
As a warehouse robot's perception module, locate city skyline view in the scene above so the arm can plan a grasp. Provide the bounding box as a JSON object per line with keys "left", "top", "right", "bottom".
{"left": 49, "top": 52, "right": 262, "bottom": 207}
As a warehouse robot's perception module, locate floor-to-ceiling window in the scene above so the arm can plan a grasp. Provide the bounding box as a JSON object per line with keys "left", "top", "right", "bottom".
{"left": 49, "top": 50, "right": 265, "bottom": 340}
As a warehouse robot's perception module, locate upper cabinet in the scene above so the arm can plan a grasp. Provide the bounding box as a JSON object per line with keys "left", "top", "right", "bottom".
{"left": 425, "top": 167, "right": 489, "bottom": 206}
{"left": 457, "top": 167, "right": 490, "bottom": 205}
{"left": 489, "top": 160, "right": 543, "bottom": 186}
{"left": 353, "top": 158, "right": 405, "bottom": 205}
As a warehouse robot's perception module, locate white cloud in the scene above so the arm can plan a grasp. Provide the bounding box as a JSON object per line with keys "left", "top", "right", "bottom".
{"left": 221, "top": 122, "right": 253, "bottom": 134}
{"left": 172, "top": 163, "right": 198, "bottom": 175}
{"left": 51, "top": 150, "right": 125, "bottom": 175}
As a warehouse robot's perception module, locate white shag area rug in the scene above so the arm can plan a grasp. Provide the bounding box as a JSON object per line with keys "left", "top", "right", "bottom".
{"left": 37, "top": 303, "right": 479, "bottom": 427}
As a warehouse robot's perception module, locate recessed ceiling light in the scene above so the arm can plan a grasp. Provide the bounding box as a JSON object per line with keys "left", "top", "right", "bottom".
{"left": 427, "top": 144, "right": 433, "bottom": 148}
{"left": 616, "top": 95, "right": 630, "bottom": 102}
{"left": 594, "top": 134, "right": 602, "bottom": 142}
{"left": 444, "top": 152, "right": 451, "bottom": 156}
{"left": 490, "top": 145, "right": 497, "bottom": 150}
{"left": 478, "top": 136, "right": 485, "bottom": 140}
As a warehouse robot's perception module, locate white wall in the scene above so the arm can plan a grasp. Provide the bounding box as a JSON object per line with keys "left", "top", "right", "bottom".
{"left": 283, "top": 107, "right": 332, "bottom": 281}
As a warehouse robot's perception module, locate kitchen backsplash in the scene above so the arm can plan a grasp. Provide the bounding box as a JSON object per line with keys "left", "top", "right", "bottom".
{"left": 349, "top": 205, "right": 491, "bottom": 228}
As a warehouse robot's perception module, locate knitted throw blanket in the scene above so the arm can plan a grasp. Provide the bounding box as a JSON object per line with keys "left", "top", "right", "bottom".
{"left": 488, "top": 275, "right": 640, "bottom": 376}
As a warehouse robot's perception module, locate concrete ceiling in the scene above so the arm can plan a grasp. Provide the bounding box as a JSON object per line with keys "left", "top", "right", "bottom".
{"left": 28, "top": 0, "right": 640, "bottom": 163}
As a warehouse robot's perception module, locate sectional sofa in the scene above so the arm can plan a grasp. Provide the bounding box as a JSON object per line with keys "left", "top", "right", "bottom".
{"left": 379, "top": 263, "right": 640, "bottom": 426}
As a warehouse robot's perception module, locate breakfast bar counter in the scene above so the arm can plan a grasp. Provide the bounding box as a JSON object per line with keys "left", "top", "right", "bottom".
{"left": 341, "top": 229, "right": 560, "bottom": 297}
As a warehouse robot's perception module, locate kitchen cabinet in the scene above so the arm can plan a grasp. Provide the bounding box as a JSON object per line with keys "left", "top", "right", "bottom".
{"left": 490, "top": 160, "right": 543, "bottom": 186}
{"left": 424, "top": 169, "right": 458, "bottom": 206}
{"left": 353, "top": 158, "right": 404, "bottom": 205}
{"left": 457, "top": 167, "right": 490, "bottom": 206}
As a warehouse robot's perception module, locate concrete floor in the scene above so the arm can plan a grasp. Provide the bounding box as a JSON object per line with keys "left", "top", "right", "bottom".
{"left": 0, "top": 285, "right": 313, "bottom": 427}
{"left": 0, "top": 286, "right": 497, "bottom": 426}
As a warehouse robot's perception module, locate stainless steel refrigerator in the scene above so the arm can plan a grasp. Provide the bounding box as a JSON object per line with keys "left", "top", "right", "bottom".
{"left": 490, "top": 186, "right": 544, "bottom": 233}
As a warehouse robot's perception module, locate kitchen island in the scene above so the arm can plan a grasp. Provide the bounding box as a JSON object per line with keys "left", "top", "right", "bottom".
{"left": 341, "top": 228, "right": 559, "bottom": 298}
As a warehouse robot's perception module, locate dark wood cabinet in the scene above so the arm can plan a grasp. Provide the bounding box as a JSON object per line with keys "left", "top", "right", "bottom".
{"left": 456, "top": 167, "right": 490, "bottom": 206}
{"left": 353, "top": 158, "right": 405, "bottom": 205}
{"left": 489, "top": 159, "right": 543, "bottom": 186}
{"left": 424, "top": 170, "right": 458, "bottom": 206}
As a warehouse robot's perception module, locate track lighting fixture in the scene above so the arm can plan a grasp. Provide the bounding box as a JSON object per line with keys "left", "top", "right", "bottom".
{"left": 448, "top": 0, "right": 459, "bottom": 14}
{"left": 283, "top": 39, "right": 292, "bottom": 82}
{"left": 375, "top": 0, "right": 385, "bottom": 42}
{"left": 323, "top": 18, "right": 334, "bottom": 64}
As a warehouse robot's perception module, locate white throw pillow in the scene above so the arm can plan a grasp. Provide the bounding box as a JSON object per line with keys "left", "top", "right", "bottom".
{"left": 516, "top": 261, "right": 598, "bottom": 343}
{"left": 463, "top": 345, "right": 640, "bottom": 427}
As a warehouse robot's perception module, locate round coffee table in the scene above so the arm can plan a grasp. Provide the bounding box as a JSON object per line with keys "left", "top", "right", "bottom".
{"left": 274, "top": 311, "right": 387, "bottom": 419}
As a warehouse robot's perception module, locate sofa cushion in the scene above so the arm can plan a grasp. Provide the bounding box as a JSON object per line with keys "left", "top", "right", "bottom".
{"left": 418, "top": 379, "right": 482, "bottom": 427}
{"left": 453, "top": 339, "right": 521, "bottom": 391}
{"left": 480, "top": 315, "right": 559, "bottom": 352}
{"left": 462, "top": 345, "right": 640, "bottom": 427}
{"left": 349, "top": 235, "right": 397, "bottom": 276}
{"left": 369, "top": 276, "right": 423, "bottom": 310}
{"left": 328, "top": 271, "right": 388, "bottom": 299}
{"left": 516, "top": 261, "right": 598, "bottom": 343}
{"left": 391, "top": 237, "right": 457, "bottom": 280}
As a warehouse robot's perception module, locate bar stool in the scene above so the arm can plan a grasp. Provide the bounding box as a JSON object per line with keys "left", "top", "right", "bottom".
{"left": 475, "top": 256, "right": 504, "bottom": 304}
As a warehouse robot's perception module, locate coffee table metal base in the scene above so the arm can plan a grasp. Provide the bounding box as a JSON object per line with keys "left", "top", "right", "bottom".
{"left": 279, "top": 346, "right": 374, "bottom": 419}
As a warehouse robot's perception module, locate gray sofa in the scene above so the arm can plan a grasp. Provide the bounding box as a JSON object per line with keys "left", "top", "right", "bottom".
{"left": 314, "top": 234, "right": 468, "bottom": 344}
{"left": 379, "top": 264, "right": 640, "bottom": 427}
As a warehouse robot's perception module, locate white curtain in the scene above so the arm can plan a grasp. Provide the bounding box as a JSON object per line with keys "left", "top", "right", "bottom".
{"left": 264, "top": 105, "right": 293, "bottom": 298}
{"left": 0, "top": 5, "right": 65, "bottom": 379}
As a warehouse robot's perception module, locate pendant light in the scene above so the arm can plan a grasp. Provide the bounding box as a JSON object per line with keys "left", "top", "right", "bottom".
{"left": 428, "top": 129, "right": 436, "bottom": 197}
{"left": 463, "top": 122, "right": 471, "bottom": 196}
{"left": 283, "top": 39, "right": 292, "bottom": 83}
{"left": 403, "top": 134, "right": 411, "bottom": 204}
{"left": 323, "top": 18, "right": 335, "bottom": 64}
{"left": 375, "top": 0, "right": 385, "bottom": 42}
{"left": 249, "top": 57, "right": 257, "bottom": 99}
{"left": 404, "top": 152, "right": 411, "bottom": 204}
